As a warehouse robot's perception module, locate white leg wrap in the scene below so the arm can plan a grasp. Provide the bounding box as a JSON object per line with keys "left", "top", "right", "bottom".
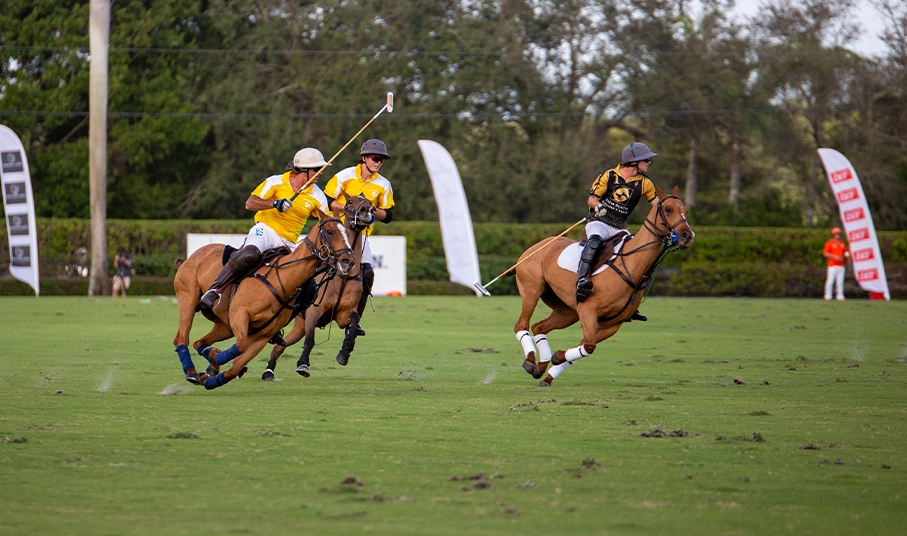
{"left": 516, "top": 330, "right": 536, "bottom": 358}
{"left": 548, "top": 361, "right": 571, "bottom": 379}
{"left": 565, "top": 344, "right": 591, "bottom": 363}
{"left": 533, "top": 334, "right": 552, "bottom": 363}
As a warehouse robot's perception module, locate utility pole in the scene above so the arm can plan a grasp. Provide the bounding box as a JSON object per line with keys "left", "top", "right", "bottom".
{"left": 88, "top": 0, "right": 109, "bottom": 296}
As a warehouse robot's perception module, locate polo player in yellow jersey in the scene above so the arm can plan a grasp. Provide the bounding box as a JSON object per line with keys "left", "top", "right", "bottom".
{"left": 577, "top": 142, "right": 660, "bottom": 321}
{"left": 323, "top": 139, "right": 395, "bottom": 336}
{"left": 199, "top": 147, "right": 331, "bottom": 310}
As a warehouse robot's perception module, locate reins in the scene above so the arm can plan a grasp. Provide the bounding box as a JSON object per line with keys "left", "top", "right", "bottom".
{"left": 596, "top": 195, "right": 686, "bottom": 323}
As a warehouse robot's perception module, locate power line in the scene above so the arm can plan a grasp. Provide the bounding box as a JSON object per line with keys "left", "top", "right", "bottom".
{"left": 1, "top": 104, "right": 905, "bottom": 120}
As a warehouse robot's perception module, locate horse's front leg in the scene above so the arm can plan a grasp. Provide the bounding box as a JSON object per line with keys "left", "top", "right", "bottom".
{"left": 203, "top": 337, "right": 269, "bottom": 390}
{"left": 541, "top": 308, "right": 617, "bottom": 387}
{"left": 296, "top": 312, "right": 318, "bottom": 377}
{"left": 335, "top": 312, "right": 360, "bottom": 366}
{"left": 263, "top": 316, "right": 305, "bottom": 381}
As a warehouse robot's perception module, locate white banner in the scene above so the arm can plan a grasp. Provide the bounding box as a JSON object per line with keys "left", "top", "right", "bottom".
{"left": 0, "top": 125, "right": 40, "bottom": 296}
{"left": 817, "top": 148, "right": 890, "bottom": 300}
{"left": 417, "top": 140, "right": 482, "bottom": 296}
{"left": 186, "top": 233, "right": 406, "bottom": 296}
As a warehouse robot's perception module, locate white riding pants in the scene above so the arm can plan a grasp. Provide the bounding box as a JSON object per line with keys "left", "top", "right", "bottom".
{"left": 824, "top": 265, "right": 845, "bottom": 300}
{"left": 244, "top": 222, "right": 297, "bottom": 254}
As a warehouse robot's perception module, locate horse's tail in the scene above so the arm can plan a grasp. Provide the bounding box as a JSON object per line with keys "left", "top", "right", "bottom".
{"left": 175, "top": 257, "right": 185, "bottom": 268}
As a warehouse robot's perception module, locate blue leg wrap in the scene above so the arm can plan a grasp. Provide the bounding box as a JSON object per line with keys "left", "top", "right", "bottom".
{"left": 175, "top": 344, "right": 195, "bottom": 373}
{"left": 197, "top": 344, "right": 213, "bottom": 363}
{"left": 215, "top": 344, "right": 241, "bottom": 366}
{"left": 203, "top": 372, "right": 230, "bottom": 390}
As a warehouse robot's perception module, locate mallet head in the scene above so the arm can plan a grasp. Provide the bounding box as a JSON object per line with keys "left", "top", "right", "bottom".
{"left": 386, "top": 92, "right": 394, "bottom": 113}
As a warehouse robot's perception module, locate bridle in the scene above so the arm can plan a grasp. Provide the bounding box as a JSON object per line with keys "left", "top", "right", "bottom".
{"left": 343, "top": 195, "right": 376, "bottom": 233}
{"left": 642, "top": 195, "right": 689, "bottom": 248}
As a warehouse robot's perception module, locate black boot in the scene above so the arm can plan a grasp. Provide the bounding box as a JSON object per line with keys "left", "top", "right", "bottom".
{"left": 200, "top": 245, "right": 262, "bottom": 310}
{"left": 630, "top": 310, "right": 647, "bottom": 322}
{"left": 353, "top": 263, "right": 375, "bottom": 336}
{"left": 575, "top": 236, "right": 603, "bottom": 303}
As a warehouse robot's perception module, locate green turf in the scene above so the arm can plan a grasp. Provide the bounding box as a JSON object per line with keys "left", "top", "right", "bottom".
{"left": 0, "top": 296, "right": 905, "bottom": 535}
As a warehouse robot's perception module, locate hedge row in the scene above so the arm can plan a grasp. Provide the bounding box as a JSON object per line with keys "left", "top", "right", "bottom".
{"left": 1, "top": 218, "right": 905, "bottom": 297}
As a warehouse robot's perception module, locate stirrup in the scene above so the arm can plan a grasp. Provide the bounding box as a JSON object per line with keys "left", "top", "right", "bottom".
{"left": 575, "top": 277, "right": 593, "bottom": 303}
{"left": 199, "top": 289, "right": 221, "bottom": 310}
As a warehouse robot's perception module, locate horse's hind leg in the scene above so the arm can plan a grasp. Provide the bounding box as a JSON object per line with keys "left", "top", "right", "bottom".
{"left": 514, "top": 276, "right": 545, "bottom": 378}
{"left": 263, "top": 316, "right": 304, "bottom": 381}
{"left": 528, "top": 304, "right": 579, "bottom": 380}
{"left": 335, "top": 312, "right": 360, "bottom": 366}
{"left": 296, "top": 313, "right": 319, "bottom": 377}
{"left": 204, "top": 337, "right": 269, "bottom": 390}
{"left": 174, "top": 292, "right": 202, "bottom": 384}
{"left": 542, "top": 319, "right": 619, "bottom": 387}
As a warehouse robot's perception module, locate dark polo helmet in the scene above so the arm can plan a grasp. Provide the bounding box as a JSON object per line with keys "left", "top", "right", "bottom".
{"left": 621, "top": 142, "right": 658, "bottom": 164}
{"left": 360, "top": 139, "right": 392, "bottom": 159}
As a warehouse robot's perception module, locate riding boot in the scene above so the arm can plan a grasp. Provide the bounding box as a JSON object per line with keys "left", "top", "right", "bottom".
{"left": 629, "top": 310, "right": 647, "bottom": 322}
{"left": 575, "top": 235, "right": 604, "bottom": 303}
{"left": 351, "top": 263, "right": 375, "bottom": 337}
{"left": 200, "top": 245, "right": 263, "bottom": 310}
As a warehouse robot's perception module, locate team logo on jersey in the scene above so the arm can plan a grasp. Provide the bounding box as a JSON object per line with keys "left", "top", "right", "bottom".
{"left": 611, "top": 187, "right": 631, "bottom": 204}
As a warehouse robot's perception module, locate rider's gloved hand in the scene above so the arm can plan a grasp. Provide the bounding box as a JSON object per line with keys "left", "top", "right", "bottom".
{"left": 592, "top": 202, "right": 608, "bottom": 219}
{"left": 273, "top": 199, "right": 293, "bottom": 212}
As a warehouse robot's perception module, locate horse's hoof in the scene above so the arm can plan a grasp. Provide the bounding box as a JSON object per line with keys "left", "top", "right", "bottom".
{"left": 336, "top": 353, "right": 350, "bottom": 366}
{"left": 262, "top": 369, "right": 276, "bottom": 381}
{"left": 185, "top": 371, "right": 201, "bottom": 385}
{"left": 205, "top": 364, "right": 219, "bottom": 376}
{"left": 550, "top": 350, "right": 567, "bottom": 366}
{"left": 296, "top": 364, "right": 310, "bottom": 377}
{"left": 522, "top": 360, "right": 541, "bottom": 379}
{"left": 237, "top": 366, "right": 248, "bottom": 379}
{"left": 538, "top": 381, "right": 551, "bottom": 388}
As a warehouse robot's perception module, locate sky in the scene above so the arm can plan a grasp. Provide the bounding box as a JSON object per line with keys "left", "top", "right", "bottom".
{"left": 731, "top": 0, "right": 890, "bottom": 57}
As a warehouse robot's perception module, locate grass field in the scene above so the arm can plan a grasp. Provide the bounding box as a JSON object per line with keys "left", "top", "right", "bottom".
{"left": 1, "top": 295, "right": 905, "bottom": 535}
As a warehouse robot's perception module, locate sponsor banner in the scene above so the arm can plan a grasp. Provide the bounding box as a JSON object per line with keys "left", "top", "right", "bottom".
{"left": 186, "top": 233, "right": 407, "bottom": 296}
{"left": 0, "top": 125, "right": 40, "bottom": 295}
{"left": 817, "top": 148, "right": 889, "bottom": 300}
{"left": 418, "top": 140, "right": 483, "bottom": 296}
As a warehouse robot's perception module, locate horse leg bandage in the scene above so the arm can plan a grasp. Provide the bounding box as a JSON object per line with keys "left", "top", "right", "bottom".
{"left": 215, "top": 344, "right": 241, "bottom": 366}
{"left": 175, "top": 344, "right": 195, "bottom": 373}
{"left": 203, "top": 372, "right": 231, "bottom": 390}
{"left": 564, "top": 344, "right": 591, "bottom": 363}
{"left": 548, "top": 361, "right": 572, "bottom": 379}
{"left": 196, "top": 344, "right": 213, "bottom": 362}
{"left": 533, "top": 334, "right": 552, "bottom": 363}
{"left": 516, "top": 330, "right": 536, "bottom": 359}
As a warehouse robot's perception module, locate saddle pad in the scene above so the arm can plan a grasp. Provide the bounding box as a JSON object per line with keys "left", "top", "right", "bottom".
{"left": 556, "top": 235, "right": 629, "bottom": 275}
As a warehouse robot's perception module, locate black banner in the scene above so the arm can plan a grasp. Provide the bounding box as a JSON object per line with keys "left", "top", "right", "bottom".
{"left": 7, "top": 213, "right": 29, "bottom": 236}
{"left": 1, "top": 150, "right": 24, "bottom": 173}
{"left": 3, "top": 182, "right": 27, "bottom": 204}
{"left": 11, "top": 245, "right": 31, "bottom": 267}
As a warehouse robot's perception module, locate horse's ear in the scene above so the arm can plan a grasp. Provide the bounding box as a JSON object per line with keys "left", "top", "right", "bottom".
{"left": 315, "top": 207, "right": 328, "bottom": 220}
{"left": 655, "top": 185, "right": 666, "bottom": 199}
{"left": 672, "top": 185, "right": 680, "bottom": 197}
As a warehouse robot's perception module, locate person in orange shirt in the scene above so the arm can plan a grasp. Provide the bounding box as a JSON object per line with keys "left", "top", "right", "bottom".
{"left": 822, "top": 227, "right": 849, "bottom": 301}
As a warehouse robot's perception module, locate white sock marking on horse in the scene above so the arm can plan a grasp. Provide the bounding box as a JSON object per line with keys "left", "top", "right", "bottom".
{"left": 533, "top": 334, "right": 552, "bottom": 363}
{"left": 516, "top": 330, "right": 536, "bottom": 358}
{"left": 565, "top": 344, "right": 591, "bottom": 363}
{"left": 548, "top": 361, "right": 572, "bottom": 379}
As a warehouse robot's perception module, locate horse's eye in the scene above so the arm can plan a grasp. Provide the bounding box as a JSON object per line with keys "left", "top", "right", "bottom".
{"left": 666, "top": 208, "right": 672, "bottom": 214}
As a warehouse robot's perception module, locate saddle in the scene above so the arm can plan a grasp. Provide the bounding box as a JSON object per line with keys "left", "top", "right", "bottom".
{"left": 221, "top": 244, "right": 290, "bottom": 269}
{"left": 557, "top": 231, "right": 631, "bottom": 275}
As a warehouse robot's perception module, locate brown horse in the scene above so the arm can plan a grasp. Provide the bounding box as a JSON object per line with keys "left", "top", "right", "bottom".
{"left": 261, "top": 195, "right": 375, "bottom": 380}
{"left": 172, "top": 210, "right": 357, "bottom": 389}
{"left": 514, "top": 186, "right": 694, "bottom": 387}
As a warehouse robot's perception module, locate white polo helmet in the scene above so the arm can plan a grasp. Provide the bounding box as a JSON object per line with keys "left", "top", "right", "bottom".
{"left": 293, "top": 147, "right": 329, "bottom": 170}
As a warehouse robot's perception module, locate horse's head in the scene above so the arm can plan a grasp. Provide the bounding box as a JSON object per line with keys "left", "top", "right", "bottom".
{"left": 343, "top": 195, "right": 376, "bottom": 232}
{"left": 313, "top": 208, "right": 356, "bottom": 277}
{"left": 653, "top": 186, "right": 694, "bottom": 250}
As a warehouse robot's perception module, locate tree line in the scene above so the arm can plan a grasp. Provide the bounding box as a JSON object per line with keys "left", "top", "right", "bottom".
{"left": 1, "top": 0, "right": 906, "bottom": 229}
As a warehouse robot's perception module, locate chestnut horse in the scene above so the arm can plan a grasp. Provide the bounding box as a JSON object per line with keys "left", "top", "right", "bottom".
{"left": 261, "top": 195, "right": 375, "bottom": 380}
{"left": 172, "top": 210, "right": 357, "bottom": 389}
{"left": 514, "top": 186, "right": 694, "bottom": 387}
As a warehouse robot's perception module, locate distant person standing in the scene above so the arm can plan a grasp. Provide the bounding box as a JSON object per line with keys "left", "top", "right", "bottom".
{"left": 822, "top": 227, "right": 849, "bottom": 301}
{"left": 111, "top": 248, "right": 132, "bottom": 297}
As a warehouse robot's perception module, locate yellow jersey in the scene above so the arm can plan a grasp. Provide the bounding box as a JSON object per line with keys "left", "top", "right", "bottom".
{"left": 324, "top": 164, "right": 395, "bottom": 235}
{"left": 252, "top": 172, "right": 329, "bottom": 243}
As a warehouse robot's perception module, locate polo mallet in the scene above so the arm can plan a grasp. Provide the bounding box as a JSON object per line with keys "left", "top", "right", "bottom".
{"left": 473, "top": 217, "right": 587, "bottom": 296}
{"left": 290, "top": 92, "right": 395, "bottom": 202}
